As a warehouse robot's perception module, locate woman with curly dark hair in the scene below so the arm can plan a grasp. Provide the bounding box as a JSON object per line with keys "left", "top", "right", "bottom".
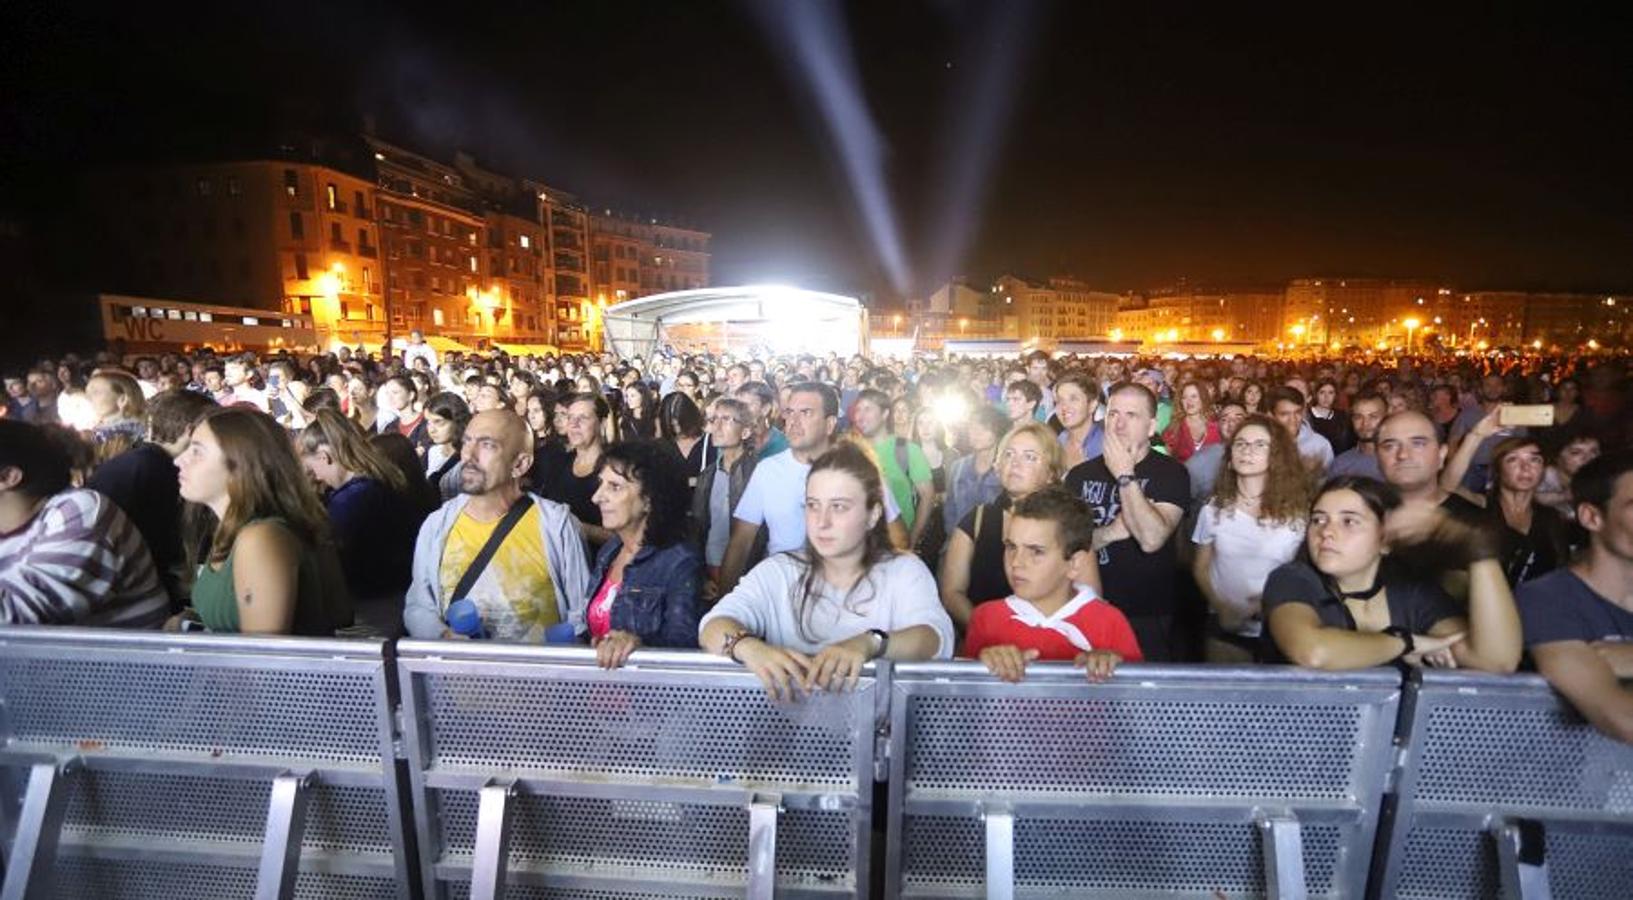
{"left": 584, "top": 440, "right": 702, "bottom": 668}
{"left": 1192, "top": 413, "right": 1315, "bottom": 661}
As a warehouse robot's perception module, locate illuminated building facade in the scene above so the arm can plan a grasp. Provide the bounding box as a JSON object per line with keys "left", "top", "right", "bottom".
{"left": 86, "top": 160, "right": 386, "bottom": 343}
{"left": 993, "top": 274, "right": 1119, "bottom": 341}
{"left": 87, "top": 137, "right": 709, "bottom": 352}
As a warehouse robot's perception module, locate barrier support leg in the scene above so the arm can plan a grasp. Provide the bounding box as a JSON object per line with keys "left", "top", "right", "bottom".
{"left": 0, "top": 761, "right": 72, "bottom": 900}
{"left": 747, "top": 793, "right": 782, "bottom": 900}
{"left": 255, "top": 772, "right": 313, "bottom": 900}
{"left": 983, "top": 807, "right": 1014, "bottom": 900}
{"left": 1257, "top": 812, "right": 1307, "bottom": 900}
{"left": 469, "top": 780, "right": 516, "bottom": 900}
{"left": 1493, "top": 819, "right": 1551, "bottom": 900}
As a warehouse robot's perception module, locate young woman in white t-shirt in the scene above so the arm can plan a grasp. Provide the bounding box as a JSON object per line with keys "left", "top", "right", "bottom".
{"left": 700, "top": 439, "right": 954, "bottom": 700}
{"left": 1192, "top": 414, "right": 1313, "bottom": 662}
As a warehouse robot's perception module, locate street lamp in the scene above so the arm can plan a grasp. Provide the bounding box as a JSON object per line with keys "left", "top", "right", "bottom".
{"left": 1403, "top": 317, "right": 1421, "bottom": 354}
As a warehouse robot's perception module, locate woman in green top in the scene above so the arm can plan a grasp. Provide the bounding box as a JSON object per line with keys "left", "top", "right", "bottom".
{"left": 174, "top": 407, "right": 352, "bottom": 635}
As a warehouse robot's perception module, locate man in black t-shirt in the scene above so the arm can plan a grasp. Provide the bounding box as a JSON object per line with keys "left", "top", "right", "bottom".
{"left": 1065, "top": 382, "right": 1190, "bottom": 660}
{"left": 1518, "top": 452, "right": 1633, "bottom": 744}
{"left": 1376, "top": 410, "right": 1490, "bottom": 587}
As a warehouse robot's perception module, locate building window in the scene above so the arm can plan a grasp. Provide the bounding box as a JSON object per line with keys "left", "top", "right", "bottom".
{"left": 196, "top": 178, "right": 212, "bottom": 197}
{"left": 326, "top": 183, "right": 338, "bottom": 210}
{"left": 227, "top": 177, "right": 241, "bottom": 197}
{"left": 330, "top": 222, "right": 342, "bottom": 243}
{"left": 283, "top": 169, "right": 298, "bottom": 198}
{"left": 469, "top": 255, "right": 477, "bottom": 273}
{"left": 432, "top": 308, "right": 445, "bottom": 327}
{"left": 363, "top": 267, "right": 373, "bottom": 291}
{"left": 294, "top": 253, "right": 309, "bottom": 280}
{"left": 519, "top": 234, "right": 531, "bottom": 250}
{"left": 290, "top": 212, "right": 304, "bottom": 239}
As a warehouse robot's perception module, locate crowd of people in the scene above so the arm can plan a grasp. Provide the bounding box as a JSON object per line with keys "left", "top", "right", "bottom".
{"left": 2, "top": 331, "right": 1631, "bottom": 742}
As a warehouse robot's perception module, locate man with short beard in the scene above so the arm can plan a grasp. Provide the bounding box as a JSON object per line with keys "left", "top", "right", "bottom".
{"left": 1328, "top": 393, "right": 1387, "bottom": 480}
{"left": 404, "top": 410, "right": 589, "bottom": 642}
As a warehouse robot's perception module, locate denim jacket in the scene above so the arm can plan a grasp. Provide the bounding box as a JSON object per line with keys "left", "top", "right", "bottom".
{"left": 587, "top": 537, "right": 702, "bottom": 649}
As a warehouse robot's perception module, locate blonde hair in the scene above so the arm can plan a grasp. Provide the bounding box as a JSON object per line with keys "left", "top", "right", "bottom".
{"left": 90, "top": 371, "right": 147, "bottom": 421}
{"left": 297, "top": 408, "right": 410, "bottom": 495}
{"left": 996, "top": 421, "right": 1066, "bottom": 483}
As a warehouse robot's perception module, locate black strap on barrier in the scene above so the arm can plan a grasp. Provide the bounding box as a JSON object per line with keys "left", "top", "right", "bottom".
{"left": 1516, "top": 818, "right": 1547, "bottom": 867}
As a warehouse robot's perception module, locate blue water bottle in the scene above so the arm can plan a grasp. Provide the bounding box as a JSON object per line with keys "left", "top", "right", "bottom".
{"left": 445, "top": 599, "right": 487, "bottom": 639}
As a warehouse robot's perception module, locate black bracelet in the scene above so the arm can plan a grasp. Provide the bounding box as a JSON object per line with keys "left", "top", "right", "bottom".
{"left": 1382, "top": 626, "right": 1414, "bottom": 659}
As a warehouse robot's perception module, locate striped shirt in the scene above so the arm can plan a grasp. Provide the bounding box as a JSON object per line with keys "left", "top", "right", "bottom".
{"left": 0, "top": 489, "right": 169, "bottom": 628}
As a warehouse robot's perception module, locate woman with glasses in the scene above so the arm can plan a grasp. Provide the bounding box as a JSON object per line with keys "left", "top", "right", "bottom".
{"left": 938, "top": 422, "right": 1096, "bottom": 634}
{"left": 1191, "top": 414, "right": 1313, "bottom": 662}
{"left": 691, "top": 397, "right": 760, "bottom": 598}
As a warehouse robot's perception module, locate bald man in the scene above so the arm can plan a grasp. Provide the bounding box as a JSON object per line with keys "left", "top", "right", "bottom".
{"left": 405, "top": 409, "right": 590, "bottom": 642}
{"left": 1376, "top": 409, "right": 1492, "bottom": 589}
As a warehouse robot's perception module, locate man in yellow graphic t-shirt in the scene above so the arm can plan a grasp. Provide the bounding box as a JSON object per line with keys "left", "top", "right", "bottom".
{"left": 405, "top": 410, "right": 590, "bottom": 642}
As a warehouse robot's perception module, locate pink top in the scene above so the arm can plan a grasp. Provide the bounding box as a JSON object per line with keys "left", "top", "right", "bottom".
{"left": 587, "top": 579, "right": 619, "bottom": 640}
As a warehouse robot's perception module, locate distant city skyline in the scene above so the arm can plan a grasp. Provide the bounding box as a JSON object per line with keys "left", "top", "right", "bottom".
{"left": 5, "top": 4, "right": 1632, "bottom": 306}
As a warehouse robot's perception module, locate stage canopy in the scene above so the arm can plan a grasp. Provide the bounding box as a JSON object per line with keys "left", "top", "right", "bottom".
{"left": 602, "top": 285, "right": 867, "bottom": 359}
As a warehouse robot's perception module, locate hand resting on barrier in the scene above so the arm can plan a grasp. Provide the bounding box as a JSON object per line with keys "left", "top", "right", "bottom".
{"left": 695, "top": 442, "right": 957, "bottom": 700}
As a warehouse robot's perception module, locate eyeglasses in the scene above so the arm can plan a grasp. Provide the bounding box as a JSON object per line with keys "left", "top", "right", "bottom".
{"left": 1232, "top": 439, "right": 1271, "bottom": 454}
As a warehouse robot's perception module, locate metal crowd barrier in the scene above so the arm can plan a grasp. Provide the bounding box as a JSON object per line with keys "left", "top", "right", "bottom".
{"left": 8, "top": 633, "right": 1633, "bottom": 900}
{"left": 394, "top": 642, "right": 883, "bottom": 900}
{"left": 883, "top": 663, "right": 1403, "bottom": 899}
{"left": 1371, "top": 670, "right": 1633, "bottom": 900}
{"left": 0, "top": 627, "right": 415, "bottom": 900}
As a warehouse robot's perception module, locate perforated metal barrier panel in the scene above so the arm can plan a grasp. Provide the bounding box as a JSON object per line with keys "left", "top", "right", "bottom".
{"left": 7, "top": 633, "right": 1633, "bottom": 900}
{"left": 1371, "top": 671, "right": 1633, "bottom": 900}
{"left": 0, "top": 627, "right": 414, "bottom": 899}
{"left": 884, "top": 663, "right": 1402, "bottom": 899}
{"left": 395, "top": 643, "right": 879, "bottom": 899}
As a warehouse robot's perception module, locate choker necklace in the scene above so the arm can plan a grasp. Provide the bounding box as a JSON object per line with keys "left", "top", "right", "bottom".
{"left": 1333, "top": 574, "right": 1386, "bottom": 601}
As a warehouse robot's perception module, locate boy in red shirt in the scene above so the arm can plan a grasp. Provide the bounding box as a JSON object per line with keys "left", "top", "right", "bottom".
{"left": 965, "top": 488, "right": 1143, "bottom": 681}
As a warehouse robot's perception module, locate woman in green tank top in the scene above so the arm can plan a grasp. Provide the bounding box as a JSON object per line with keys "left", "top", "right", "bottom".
{"left": 176, "top": 407, "right": 352, "bottom": 635}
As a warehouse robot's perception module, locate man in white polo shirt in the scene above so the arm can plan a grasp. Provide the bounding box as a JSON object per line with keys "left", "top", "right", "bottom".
{"left": 717, "top": 382, "right": 902, "bottom": 595}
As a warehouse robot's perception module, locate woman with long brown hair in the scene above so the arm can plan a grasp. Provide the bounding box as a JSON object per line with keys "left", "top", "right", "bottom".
{"left": 298, "top": 408, "right": 424, "bottom": 635}
{"left": 1192, "top": 413, "right": 1314, "bottom": 662}
{"left": 1161, "top": 380, "right": 1220, "bottom": 463}
{"left": 700, "top": 439, "right": 954, "bottom": 699}
{"left": 174, "top": 407, "right": 352, "bottom": 635}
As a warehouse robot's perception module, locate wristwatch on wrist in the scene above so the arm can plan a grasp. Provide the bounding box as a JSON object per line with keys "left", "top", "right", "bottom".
{"left": 1115, "top": 473, "right": 1137, "bottom": 488}
{"left": 1382, "top": 626, "right": 1414, "bottom": 659}
{"left": 867, "top": 628, "right": 890, "bottom": 660}
{"left": 720, "top": 631, "right": 752, "bottom": 663}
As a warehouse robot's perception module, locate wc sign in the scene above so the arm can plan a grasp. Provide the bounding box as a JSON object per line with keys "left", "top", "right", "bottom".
{"left": 121, "top": 317, "right": 165, "bottom": 342}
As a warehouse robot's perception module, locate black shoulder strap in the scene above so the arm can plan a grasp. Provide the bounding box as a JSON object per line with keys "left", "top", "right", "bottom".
{"left": 450, "top": 497, "right": 532, "bottom": 602}
{"left": 430, "top": 454, "right": 460, "bottom": 483}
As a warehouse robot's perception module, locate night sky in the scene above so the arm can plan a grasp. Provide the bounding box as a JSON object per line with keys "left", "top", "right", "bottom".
{"left": 5, "top": 2, "right": 1632, "bottom": 299}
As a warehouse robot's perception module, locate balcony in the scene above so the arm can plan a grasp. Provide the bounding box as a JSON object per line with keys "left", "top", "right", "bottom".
{"left": 331, "top": 239, "right": 352, "bottom": 253}
{"left": 358, "top": 244, "right": 378, "bottom": 258}
{"left": 328, "top": 201, "right": 349, "bottom": 215}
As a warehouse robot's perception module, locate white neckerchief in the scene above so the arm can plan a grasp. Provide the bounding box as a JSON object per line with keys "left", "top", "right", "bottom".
{"left": 1003, "top": 586, "right": 1102, "bottom": 653}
